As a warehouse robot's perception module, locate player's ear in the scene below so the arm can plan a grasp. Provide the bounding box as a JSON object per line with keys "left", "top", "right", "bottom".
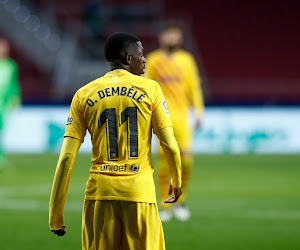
{"left": 125, "top": 53, "right": 131, "bottom": 65}
{"left": 121, "top": 54, "right": 130, "bottom": 65}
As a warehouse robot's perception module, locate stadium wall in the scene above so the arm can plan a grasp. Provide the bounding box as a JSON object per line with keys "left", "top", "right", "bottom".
{"left": 3, "top": 106, "right": 300, "bottom": 154}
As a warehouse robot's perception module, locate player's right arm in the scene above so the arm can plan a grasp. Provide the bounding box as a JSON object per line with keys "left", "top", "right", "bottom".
{"left": 49, "top": 90, "right": 87, "bottom": 236}
{"left": 151, "top": 81, "right": 182, "bottom": 203}
{"left": 49, "top": 137, "right": 81, "bottom": 235}
{"left": 185, "top": 54, "right": 204, "bottom": 128}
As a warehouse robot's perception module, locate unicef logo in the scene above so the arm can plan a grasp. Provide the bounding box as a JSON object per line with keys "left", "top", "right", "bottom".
{"left": 129, "top": 164, "right": 139, "bottom": 173}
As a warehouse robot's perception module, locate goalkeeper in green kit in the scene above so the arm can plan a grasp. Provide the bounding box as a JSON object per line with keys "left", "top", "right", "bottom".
{"left": 0, "top": 37, "right": 21, "bottom": 166}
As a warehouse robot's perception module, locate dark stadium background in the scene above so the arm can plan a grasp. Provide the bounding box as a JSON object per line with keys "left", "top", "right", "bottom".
{"left": 1, "top": 1, "right": 300, "bottom": 250}
{"left": 1, "top": 0, "right": 300, "bottom": 106}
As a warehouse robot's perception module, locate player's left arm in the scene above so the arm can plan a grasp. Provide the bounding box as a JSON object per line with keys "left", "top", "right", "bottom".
{"left": 151, "top": 81, "right": 182, "bottom": 202}
{"left": 186, "top": 55, "right": 204, "bottom": 129}
{"left": 156, "top": 127, "right": 182, "bottom": 203}
{"left": 8, "top": 61, "right": 21, "bottom": 109}
{"left": 49, "top": 136, "right": 81, "bottom": 236}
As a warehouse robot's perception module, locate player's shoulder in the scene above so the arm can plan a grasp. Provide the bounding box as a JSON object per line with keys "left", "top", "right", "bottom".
{"left": 128, "top": 74, "right": 161, "bottom": 97}
{"left": 131, "top": 73, "right": 159, "bottom": 87}
{"left": 4, "top": 58, "right": 18, "bottom": 69}
{"left": 177, "top": 49, "right": 195, "bottom": 61}
{"left": 73, "top": 77, "right": 102, "bottom": 101}
{"left": 146, "top": 49, "right": 163, "bottom": 61}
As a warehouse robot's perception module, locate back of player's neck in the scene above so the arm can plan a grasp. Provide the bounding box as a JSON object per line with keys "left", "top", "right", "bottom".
{"left": 108, "top": 62, "right": 129, "bottom": 72}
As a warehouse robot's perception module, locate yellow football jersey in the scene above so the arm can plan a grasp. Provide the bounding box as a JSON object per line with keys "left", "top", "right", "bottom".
{"left": 64, "top": 69, "right": 173, "bottom": 203}
{"left": 145, "top": 49, "right": 204, "bottom": 118}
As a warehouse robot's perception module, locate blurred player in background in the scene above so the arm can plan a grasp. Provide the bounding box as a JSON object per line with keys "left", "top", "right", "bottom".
{"left": 49, "top": 32, "right": 182, "bottom": 249}
{"left": 0, "top": 37, "right": 21, "bottom": 167}
{"left": 145, "top": 22, "right": 204, "bottom": 221}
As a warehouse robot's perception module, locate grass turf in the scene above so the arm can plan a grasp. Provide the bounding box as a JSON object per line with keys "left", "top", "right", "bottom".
{"left": 0, "top": 154, "right": 300, "bottom": 250}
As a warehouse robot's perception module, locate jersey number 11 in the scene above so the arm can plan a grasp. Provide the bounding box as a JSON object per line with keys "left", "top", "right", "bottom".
{"left": 98, "top": 107, "right": 138, "bottom": 160}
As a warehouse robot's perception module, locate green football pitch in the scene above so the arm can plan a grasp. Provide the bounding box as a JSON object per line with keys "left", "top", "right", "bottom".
{"left": 0, "top": 154, "right": 300, "bottom": 250}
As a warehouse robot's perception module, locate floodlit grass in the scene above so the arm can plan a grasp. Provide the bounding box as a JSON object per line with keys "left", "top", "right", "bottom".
{"left": 0, "top": 154, "right": 300, "bottom": 250}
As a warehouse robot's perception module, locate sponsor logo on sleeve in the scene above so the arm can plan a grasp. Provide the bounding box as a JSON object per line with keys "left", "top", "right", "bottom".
{"left": 66, "top": 116, "right": 73, "bottom": 125}
{"left": 162, "top": 99, "right": 170, "bottom": 117}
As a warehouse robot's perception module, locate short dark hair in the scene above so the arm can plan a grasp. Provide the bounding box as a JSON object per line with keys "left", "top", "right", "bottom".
{"left": 104, "top": 32, "right": 140, "bottom": 62}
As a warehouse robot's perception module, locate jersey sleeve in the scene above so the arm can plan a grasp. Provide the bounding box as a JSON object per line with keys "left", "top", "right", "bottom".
{"left": 151, "top": 81, "right": 173, "bottom": 134}
{"left": 186, "top": 55, "right": 205, "bottom": 118}
{"left": 49, "top": 137, "right": 81, "bottom": 230}
{"left": 64, "top": 91, "right": 87, "bottom": 142}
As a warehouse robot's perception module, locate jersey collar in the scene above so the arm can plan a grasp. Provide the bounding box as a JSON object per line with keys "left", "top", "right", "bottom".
{"left": 104, "top": 69, "right": 131, "bottom": 77}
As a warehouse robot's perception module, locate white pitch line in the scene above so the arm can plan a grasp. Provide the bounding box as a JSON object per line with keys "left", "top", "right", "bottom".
{"left": 0, "top": 199, "right": 83, "bottom": 212}
{"left": 1, "top": 186, "right": 300, "bottom": 220}
{"left": 239, "top": 210, "right": 300, "bottom": 220}
{"left": 0, "top": 184, "right": 85, "bottom": 197}
{"left": 1, "top": 199, "right": 300, "bottom": 220}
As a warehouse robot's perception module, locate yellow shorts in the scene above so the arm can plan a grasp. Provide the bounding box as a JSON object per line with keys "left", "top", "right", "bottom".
{"left": 82, "top": 200, "right": 165, "bottom": 250}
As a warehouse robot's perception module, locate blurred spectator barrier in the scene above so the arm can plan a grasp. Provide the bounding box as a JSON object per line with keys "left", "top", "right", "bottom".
{"left": 3, "top": 106, "right": 300, "bottom": 154}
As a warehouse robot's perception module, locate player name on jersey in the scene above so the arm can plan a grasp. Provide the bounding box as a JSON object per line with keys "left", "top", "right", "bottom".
{"left": 86, "top": 86, "right": 146, "bottom": 107}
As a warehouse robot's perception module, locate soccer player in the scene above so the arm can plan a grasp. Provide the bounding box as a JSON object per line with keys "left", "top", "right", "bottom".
{"left": 145, "top": 23, "right": 204, "bottom": 221}
{"left": 49, "top": 32, "right": 182, "bottom": 250}
{"left": 0, "top": 37, "right": 21, "bottom": 167}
